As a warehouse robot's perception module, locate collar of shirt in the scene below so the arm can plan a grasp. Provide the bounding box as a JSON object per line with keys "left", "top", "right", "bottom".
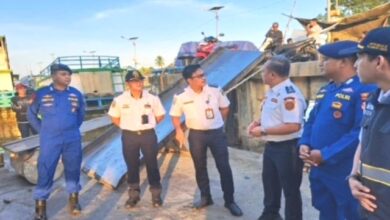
{"left": 49, "top": 84, "right": 70, "bottom": 92}
{"left": 378, "top": 90, "right": 390, "bottom": 104}
{"left": 329, "top": 75, "right": 357, "bottom": 90}
{"left": 185, "top": 85, "right": 210, "bottom": 96}
{"left": 270, "top": 78, "right": 291, "bottom": 94}
{"left": 125, "top": 90, "right": 148, "bottom": 100}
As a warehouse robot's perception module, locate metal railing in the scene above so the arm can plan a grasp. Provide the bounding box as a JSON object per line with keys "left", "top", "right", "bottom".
{"left": 40, "top": 56, "right": 121, "bottom": 75}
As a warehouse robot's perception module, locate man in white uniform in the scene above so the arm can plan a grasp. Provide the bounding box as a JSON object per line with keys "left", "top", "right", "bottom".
{"left": 170, "top": 64, "right": 243, "bottom": 217}
{"left": 108, "top": 70, "right": 165, "bottom": 208}
{"left": 248, "top": 55, "right": 306, "bottom": 220}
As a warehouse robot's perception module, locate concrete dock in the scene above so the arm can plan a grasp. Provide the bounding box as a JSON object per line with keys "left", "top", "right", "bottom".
{"left": 0, "top": 147, "right": 318, "bottom": 220}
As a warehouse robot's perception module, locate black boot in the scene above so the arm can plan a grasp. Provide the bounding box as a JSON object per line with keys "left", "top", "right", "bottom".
{"left": 150, "top": 187, "right": 162, "bottom": 207}
{"left": 125, "top": 188, "right": 140, "bottom": 208}
{"left": 34, "top": 200, "right": 47, "bottom": 220}
{"left": 68, "top": 193, "right": 82, "bottom": 215}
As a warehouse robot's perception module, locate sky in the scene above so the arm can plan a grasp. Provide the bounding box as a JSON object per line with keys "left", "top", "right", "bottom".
{"left": 0, "top": 0, "right": 327, "bottom": 77}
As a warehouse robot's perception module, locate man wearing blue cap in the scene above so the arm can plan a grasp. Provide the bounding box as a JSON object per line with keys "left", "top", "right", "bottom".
{"left": 347, "top": 27, "right": 390, "bottom": 220}
{"left": 28, "top": 63, "right": 85, "bottom": 220}
{"left": 298, "top": 41, "right": 376, "bottom": 220}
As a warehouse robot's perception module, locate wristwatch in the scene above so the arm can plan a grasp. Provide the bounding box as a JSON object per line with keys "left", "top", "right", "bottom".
{"left": 261, "top": 127, "right": 267, "bottom": 136}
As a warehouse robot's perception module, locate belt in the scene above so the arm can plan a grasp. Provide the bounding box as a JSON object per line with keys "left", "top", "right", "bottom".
{"left": 267, "top": 138, "right": 298, "bottom": 146}
{"left": 123, "top": 129, "right": 155, "bottom": 136}
{"left": 361, "top": 163, "right": 390, "bottom": 187}
{"left": 189, "top": 127, "right": 223, "bottom": 134}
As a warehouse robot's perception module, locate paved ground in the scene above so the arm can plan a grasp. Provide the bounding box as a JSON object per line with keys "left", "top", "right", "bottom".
{"left": 0, "top": 147, "right": 318, "bottom": 220}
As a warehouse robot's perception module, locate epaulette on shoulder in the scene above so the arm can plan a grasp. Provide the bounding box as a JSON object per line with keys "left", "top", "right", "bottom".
{"left": 285, "top": 86, "right": 296, "bottom": 94}
{"left": 208, "top": 84, "right": 219, "bottom": 88}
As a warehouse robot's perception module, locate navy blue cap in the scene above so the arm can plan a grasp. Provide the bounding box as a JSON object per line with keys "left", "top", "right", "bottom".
{"left": 340, "top": 27, "right": 390, "bottom": 57}
{"left": 318, "top": 40, "right": 358, "bottom": 59}
{"left": 125, "top": 70, "right": 144, "bottom": 82}
{"left": 182, "top": 64, "right": 201, "bottom": 80}
{"left": 50, "top": 63, "right": 72, "bottom": 75}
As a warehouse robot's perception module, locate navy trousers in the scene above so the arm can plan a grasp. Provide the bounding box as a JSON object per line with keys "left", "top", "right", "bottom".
{"left": 262, "top": 139, "right": 303, "bottom": 220}
{"left": 188, "top": 128, "right": 235, "bottom": 203}
{"left": 121, "top": 129, "right": 161, "bottom": 189}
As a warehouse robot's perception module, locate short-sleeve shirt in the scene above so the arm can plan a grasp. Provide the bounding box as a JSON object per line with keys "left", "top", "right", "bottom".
{"left": 108, "top": 90, "right": 165, "bottom": 131}
{"left": 260, "top": 79, "right": 306, "bottom": 142}
{"left": 169, "top": 85, "right": 229, "bottom": 130}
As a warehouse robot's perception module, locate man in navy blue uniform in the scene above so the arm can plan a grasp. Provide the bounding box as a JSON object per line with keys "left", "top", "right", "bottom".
{"left": 28, "top": 64, "right": 85, "bottom": 220}
{"left": 299, "top": 41, "right": 376, "bottom": 220}
{"left": 347, "top": 27, "right": 390, "bottom": 220}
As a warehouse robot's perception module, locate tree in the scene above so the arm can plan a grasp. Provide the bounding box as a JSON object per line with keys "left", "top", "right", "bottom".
{"left": 334, "top": 0, "right": 388, "bottom": 16}
{"left": 155, "top": 56, "right": 165, "bottom": 69}
{"left": 139, "top": 66, "right": 154, "bottom": 76}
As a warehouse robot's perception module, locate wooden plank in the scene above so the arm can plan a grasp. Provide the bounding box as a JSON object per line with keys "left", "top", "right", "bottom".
{"left": 2, "top": 116, "right": 112, "bottom": 153}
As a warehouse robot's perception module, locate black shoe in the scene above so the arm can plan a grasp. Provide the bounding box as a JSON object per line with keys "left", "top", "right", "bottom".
{"left": 34, "top": 200, "right": 47, "bottom": 220}
{"left": 125, "top": 188, "right": 140, "bottom": 209}
{"left": 152, "top": 196, "right": 163, "bottom": 207}
{"left": 258, "top": 213, "right": 283, "bottom": 220}
{"left": 224, "top": 202, "right": 243, "bottom": 217}
{"left": 150, "top": 187, "right": 163, "bottom": 207}
{"left": 69, "top": 193, "right": 82, "bottom": 216}
{"left": 193, "top": 196, "right": 213, "bottom": 209}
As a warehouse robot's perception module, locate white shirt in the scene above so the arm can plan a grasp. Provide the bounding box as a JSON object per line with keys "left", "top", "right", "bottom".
{"left": 260, "top": 79, "right": 306, "bottom": 142}
{"left": 170, "top": 85, "right": 230, "bottom": 130}
{"left": 108, "top": 90, "right": 165, "bottom": 131}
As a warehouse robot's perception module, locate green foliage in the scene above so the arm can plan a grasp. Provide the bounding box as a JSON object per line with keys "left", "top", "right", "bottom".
{"left": 337, "top": 0, "right": 388, "bottom": 16}
{"left": 139, "top": 66, "right": 154, "bottom": 76}
{"left": 155, "top": 56, "right": 165, "bottom": 69}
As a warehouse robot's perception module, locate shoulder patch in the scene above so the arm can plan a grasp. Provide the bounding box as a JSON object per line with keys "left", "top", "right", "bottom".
{"left": 284, "top": 97, "right": 295, "bottom": 111}
{"left": 285, "top": 86, "right": 296, "bottom": 94}
{"left": 208, "top": 84, "right": 218, "bottom": 88}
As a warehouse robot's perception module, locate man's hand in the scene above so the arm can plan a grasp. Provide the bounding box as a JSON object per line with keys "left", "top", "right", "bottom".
{"left": 247, "top": 121, "right": 260, "bottom": 136}
{"left": 299, "top": 145, "right": 311, "bottom": 161}
{"left": 309, "top": 149, "right": 323, "bottom": 166}
{"left": 349, "top": 177, "right": 377, "bottom": 212}
{"left": 249, "top": 126, "right": 262, "bottom": 137}
{"left": 175, "top": 129, "right": 186, "bottom": 147}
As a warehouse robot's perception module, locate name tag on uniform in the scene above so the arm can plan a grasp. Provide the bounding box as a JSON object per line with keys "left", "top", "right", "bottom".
{"left": 335, "top": 93, "right": 351, "bottom": 101}
{"left": 205, "top": 108, "right": 214, "bottom": 119}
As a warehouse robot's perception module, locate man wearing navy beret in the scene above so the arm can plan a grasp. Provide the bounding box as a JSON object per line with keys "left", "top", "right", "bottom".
{"left": 28, "top": 63, "right": 85, "bottom": 220}
{"left": 298, "top": 41, "right": 376, "bottom": 219}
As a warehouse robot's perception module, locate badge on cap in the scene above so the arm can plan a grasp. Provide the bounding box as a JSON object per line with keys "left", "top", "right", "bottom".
{"left": 333, "top": 111, "right": 342, "bottom": 119}
{"left": 284, "top": 97, "right": 295, "bottom": 111}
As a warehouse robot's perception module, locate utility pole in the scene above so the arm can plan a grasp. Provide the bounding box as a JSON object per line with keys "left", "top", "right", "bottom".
{"left": 121, "top": 36, "right": 139, "bottom": 68}
{"left": 209, "top": 6, "right": 224, "bottom": 39}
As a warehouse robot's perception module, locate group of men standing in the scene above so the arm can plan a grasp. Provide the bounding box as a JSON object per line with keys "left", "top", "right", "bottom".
{"left": 250, "top": 27, "right": 390, "bottom": 220}
{"left": 10, "top": 26, "right": 389, "bottom": 220}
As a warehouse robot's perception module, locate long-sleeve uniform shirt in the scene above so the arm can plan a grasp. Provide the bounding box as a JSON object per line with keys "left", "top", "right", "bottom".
{"left": 299, "top": 75, "right": 376, "bottom": 176}
{"left": 28, "top": 85, "right": 85, "bottom": 142}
